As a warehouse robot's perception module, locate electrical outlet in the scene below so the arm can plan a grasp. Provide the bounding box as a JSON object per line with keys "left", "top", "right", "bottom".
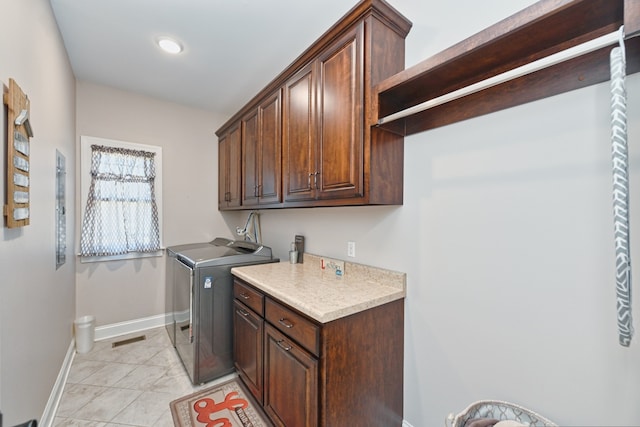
{"left": 347, "top": 241, "right": 356, "bottom": 257}
{"left": 321, "top": 257, "right": 345, "bottom": 277}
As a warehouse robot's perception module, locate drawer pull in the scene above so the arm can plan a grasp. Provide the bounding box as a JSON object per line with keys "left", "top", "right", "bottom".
{"left": 237, "top": 308, "right": 250, "bottom": 317}
{"left": 276, "top": 340, "right": 292, "bottom": 351}
{"left": 278, "top": 318, "right": 294, "bottom": 328}
{"left": 239, "top": 292, "right": 250, "bottom": 300}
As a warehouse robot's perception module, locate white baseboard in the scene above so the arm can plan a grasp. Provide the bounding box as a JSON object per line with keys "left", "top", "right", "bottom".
{"left": 402, "top": 421, "right": 415, "bottom": 427}
{"left": 95, "top": 313, "right": 170, "bottom": 341}
{"left": 40, "top": 340, "right": 76, "bottom": 427}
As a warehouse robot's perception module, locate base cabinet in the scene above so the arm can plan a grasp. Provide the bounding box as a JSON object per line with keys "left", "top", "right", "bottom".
{"left": 233, "top": 299, "right": 264, "bottom": 404}
{"left": 264, "top": 323, "right": 318, "bottom": 427}
{"left": 232, "top": 278, "right": 404, "bottom": 427}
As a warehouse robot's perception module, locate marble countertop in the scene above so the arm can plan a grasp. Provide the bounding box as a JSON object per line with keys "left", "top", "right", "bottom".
{"left": 231, "top": 254, "right": 406, "bottom": 323}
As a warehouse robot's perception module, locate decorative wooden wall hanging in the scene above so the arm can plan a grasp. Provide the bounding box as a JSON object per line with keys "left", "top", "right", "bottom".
{"left": 3, "top": 78, "right": 33, "bottom": 228}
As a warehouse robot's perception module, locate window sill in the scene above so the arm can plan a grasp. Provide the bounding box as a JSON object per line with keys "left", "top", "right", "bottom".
{"left": 78, "top": 250, "right": 164, "bottom": 263}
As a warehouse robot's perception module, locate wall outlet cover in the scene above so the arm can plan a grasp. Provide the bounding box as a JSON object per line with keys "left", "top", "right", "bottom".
{"left": 347, "top": 241, "right": 356, "bottom": 257}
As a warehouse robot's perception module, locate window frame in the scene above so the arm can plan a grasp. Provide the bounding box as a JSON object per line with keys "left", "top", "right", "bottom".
{"left": 78, "top": 135, "right": 163, "bottom": 263}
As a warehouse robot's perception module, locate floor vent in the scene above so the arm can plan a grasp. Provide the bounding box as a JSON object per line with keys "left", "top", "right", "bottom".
{"left": 112, "top": 335, "right": 146, "bottom": 348}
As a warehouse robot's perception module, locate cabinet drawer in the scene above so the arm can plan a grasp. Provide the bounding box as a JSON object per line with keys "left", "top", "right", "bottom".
{"left": 265, "top": 298, "right": 320, "bottom": 357}
{"left": 234, "top": 280, "right": 264, "bottom": 315}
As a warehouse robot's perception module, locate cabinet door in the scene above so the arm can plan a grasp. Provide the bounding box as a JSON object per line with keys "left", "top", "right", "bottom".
{"left": 219, "top": 124, "right": 242, "bottom": 209}
{"left": 283, "top": 62, "right": 317, "bottom": 202}
{"left": 258, "top": 90, "right": 281, "bottom": 205}
{"left": 242, "top": 91, "right": 281, "bottom": 206}
{"left": 264, "top": 323, "right": 318, "bottom": 427}
{"left": 241, "top": 109, "right": 259, "bottom": 206}
{"left": 228, "top": 126, "right": 242, "bottom": 208}
{"left": 316, "top": 23, "right": 363, "bottom": 200}
{"left": 233, "top": 300, "right": 264, "bottom": 404}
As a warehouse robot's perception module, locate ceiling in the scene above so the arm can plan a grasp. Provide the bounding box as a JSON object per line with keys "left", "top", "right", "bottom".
{"left": 50, "top": 1, "right": 540, "bottom": 118}
{"left": 49, "top": 0, "right": 408, "bottom": 116}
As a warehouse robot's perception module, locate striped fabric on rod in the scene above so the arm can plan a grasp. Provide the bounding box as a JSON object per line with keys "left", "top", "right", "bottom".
{"left": 609, "top": 32, "right": 633, "bottom": 347}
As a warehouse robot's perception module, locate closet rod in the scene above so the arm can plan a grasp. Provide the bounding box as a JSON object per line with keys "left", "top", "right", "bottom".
{"left": 377, "top": 29, "right": 623, "bottom": 126}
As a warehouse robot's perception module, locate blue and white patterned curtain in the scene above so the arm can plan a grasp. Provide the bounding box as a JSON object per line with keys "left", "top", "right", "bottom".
{"left": 80, "top": 144, "right": 160, "bottom": 257}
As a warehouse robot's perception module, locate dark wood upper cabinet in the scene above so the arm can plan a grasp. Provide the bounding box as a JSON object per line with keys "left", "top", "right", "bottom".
{"left": 283, "top": 63, "right": 316, "bottom": 202}
{"left": 241, "top": 109, "right": 259, "bottom": 205}
{"left": 315, "top": 24, "right": 363, "bottom": 201}
{"left": 218, "top": 123, "right": 241, "bottom": 209}
{"left": 283, "top": 25, "right": 363, "bottom": 203}
{"left": 217, "top": 0, "right": 412, "bottom": 210}
{"left": 242, "top": 90, "right": 282, "bottom": 206}
{"left": 260, "top": 92, "right": 282, "bottom": 204}
{"left": 218, "top": 0, "right": 640, "bottom": 210}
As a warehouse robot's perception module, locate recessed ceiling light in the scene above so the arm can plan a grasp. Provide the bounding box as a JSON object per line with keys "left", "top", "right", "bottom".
{"left": 157, "top": 37, "right": 183, "bottom": 54}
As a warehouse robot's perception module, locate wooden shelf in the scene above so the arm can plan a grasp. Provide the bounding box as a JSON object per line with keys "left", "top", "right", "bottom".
{"left": 374, "top": 0, "right": 640, "bottom": 136}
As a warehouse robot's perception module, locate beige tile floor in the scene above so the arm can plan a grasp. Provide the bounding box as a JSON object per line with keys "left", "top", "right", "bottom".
{"left": 53, "top": 326, "right": 235, "bottom": 427}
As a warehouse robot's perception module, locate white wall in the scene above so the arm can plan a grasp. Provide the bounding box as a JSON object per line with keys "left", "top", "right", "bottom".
{"left": 0, "top": 1, "right": 77, "bottom": 425}
{"left": 75, "top": 81, "right": 232, "bottom": 326}
{"left": 252, "top": 1, "right": 640, "bottom": 425}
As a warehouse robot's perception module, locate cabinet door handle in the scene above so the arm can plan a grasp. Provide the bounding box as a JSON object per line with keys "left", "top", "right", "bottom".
{"left": 276, "top": 339, "right": 292, "bottom": 351}
{"left": 308, "top": 173, "right": 313, "bottom": 188}
{"left": 314, "top": 171, "right": 319, "bottom": 189}
{"left": 239, "top": 292, "right": 250, "bottom": 300}
{"left": 236, "top": 308, "right": 250, "bottom": 317}
{"left": 278, "top": 318, "right": 294, "bottom": 329}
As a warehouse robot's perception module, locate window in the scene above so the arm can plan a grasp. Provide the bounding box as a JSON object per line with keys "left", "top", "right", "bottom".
{"left": 79, "top": 136, "right": 163, "bottom": 261}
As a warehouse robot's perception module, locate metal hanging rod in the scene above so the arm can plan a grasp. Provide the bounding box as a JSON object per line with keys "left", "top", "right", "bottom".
{"left": 377, "top": 28, "right": 624, "bottom": 126}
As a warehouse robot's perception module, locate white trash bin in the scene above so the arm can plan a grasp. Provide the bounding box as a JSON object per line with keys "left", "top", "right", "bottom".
{"left": 74, "top": 315, "right": 95, "bottom": 354}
